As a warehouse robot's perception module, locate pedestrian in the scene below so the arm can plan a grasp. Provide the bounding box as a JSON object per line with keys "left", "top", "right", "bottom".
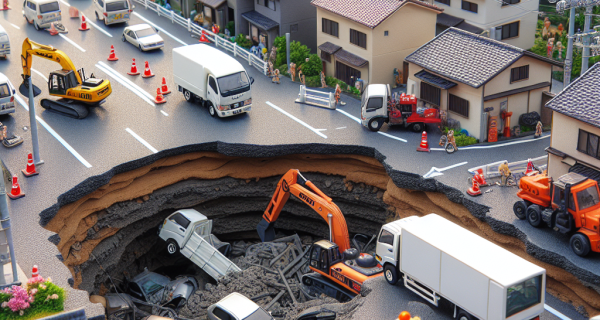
{"left": 320, "top": 71, "right": 327, "bottom": 88}
{"left": 534, "top": 121, "right": 543, "bottom": 138}
{"left": 289, "top": 63, "right": 296, "bottom": 82}
{"left": 498, "top": 161, "right": 511, "bottom": 186}
{"left": 298, "top": 70, "right": 305, "bottom": 86}
{"left": 272, "top": 69, "right": 280, "bottom": 84}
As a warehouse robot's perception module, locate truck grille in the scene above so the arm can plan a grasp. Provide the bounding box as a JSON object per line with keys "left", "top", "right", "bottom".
{"left": 230, "top": 102, "right": 242, "bottom": 109}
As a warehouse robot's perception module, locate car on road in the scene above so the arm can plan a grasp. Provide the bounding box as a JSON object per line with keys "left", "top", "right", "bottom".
{"left": 94, "top": 0, "right": 133, "bottom": 25}
{"left": 0, "top": 73, "right": 16, "bottom": 115}
{"left": 23, "top": 0, "right": 62, "bottom": 30}
{"left": 208, "top": 292, "right": 274, "bottom": 320}
{"left": 125, "top": 268, "right": 198, "bottom": 309}
{"left": 0, "top": 25, "right": 10, "bottom": 59}
{"left": 122, "top": 24, "right": 164, "bottom": 51}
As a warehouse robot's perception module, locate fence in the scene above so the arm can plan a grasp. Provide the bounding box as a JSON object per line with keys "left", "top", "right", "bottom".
{"left": 468, "top": 155, "right": 548, "bottom": 181}
{"left": 295, "top": 85, "right": 336, "bottom": 110}
{"left": 131, "top": 0, "right": 268, "bottom": 75}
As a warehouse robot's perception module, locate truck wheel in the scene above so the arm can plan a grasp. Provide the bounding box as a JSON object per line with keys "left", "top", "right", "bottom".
{"left": 456, "top": 310, "right": 474, "bottom": 320}
{"left": 526, "top": 205, "right": 542, "bottom": 228}
{"left": 208, "top": 104, "right": 217, "bottom": 117}
{"left": 411, "top": 123, "right": 423, "bottom": 132}
{"left": 384, "top": 264, "right": 398, "bottom": 285}
{"left": 183, "top": 89, "right": 195, "bottom": 103}
{"left": 368, "top": 118, "right": 382, "bottom": 132}
{"left": 570, "top": 233, "right": 591, "bottom": 257}
{"left": 513, "top": 201, "right": 527, "bottom": 220}
{"left": 166, "top": 239, "right": 180, "bottom": 255}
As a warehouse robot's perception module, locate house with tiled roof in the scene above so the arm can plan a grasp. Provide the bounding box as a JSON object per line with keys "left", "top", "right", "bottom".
{"left": 545, "top": 62, "right": 600, "bottom": 182}
{"left": 311, "top": 0, "right": 443, "bottom": 87}
{"left": 405, "top": 27, "right": 562, "bottom": 142}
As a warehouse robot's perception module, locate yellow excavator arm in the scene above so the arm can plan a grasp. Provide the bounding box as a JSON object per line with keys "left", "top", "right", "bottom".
{"left": 21, "top": 38, "right": 82, "bottom": 84}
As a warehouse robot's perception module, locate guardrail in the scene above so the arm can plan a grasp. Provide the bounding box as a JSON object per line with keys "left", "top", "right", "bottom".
{"left": 131, "top": 0, "right": 268, "bottom": 75}
{"left": 468, "top": 155, "right": 548, "bottom": 181}
{"left": 295, "top": 85, "right": 336, "bottom": 110}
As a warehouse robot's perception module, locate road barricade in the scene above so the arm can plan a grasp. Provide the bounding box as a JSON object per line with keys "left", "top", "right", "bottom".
{"left": 295, "top": 85, "right": 335, "bottom": 110}
{"left": 468, "top": 155, "right": 548, "bottom": 181}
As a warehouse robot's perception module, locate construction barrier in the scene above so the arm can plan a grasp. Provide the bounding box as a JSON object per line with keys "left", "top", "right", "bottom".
{"left": 295, "top": 85, "right": 336, "bottom": 110}
{"left": 468, "top": 155, "right": 548, "bottom": 181}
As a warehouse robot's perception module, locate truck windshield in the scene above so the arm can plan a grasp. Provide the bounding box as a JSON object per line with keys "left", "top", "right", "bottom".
{"left": 39, "top": 1, "right": 59, "bottom": 13}
{"left": 135, "top": 28, "right": 156, "bottom": 38}
{"left": 0, "top": 84, "right": 10, "bottom": 98}
{"left": 506, "top": 275, "right": 542, "bottom": 317}
{"left": 217, "top": 72, "right": 249, "bottom": 97}
{"left": 576, "top": 185, "right": 600, "bottom": 210}
{"left": 106, "top": 1, "right": 129, "bottom": 11}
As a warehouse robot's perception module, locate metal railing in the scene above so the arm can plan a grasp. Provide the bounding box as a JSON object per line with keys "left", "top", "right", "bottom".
{"left": 131, "top": 0, "right": 268, "bottom": 75}
{"left": 295, "top": 85, "right": 336, "bottom": 110}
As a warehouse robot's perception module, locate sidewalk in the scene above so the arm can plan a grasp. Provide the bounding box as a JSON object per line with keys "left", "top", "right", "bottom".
{"left": 1, "top": 261, "right": 29, "bottom": 286}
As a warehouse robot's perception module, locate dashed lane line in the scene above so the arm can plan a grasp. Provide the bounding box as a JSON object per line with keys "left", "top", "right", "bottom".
{"left": 132, "top": 12, "right": 188, "bottom": 46}
{"left": 9, "top": 23, "right": 20, "bottom": 29}
{"left": 83, "top": 18, "right": 113, "bottom": 38}
{"left": 95, "top": 61, "right": 156, "bottom": 107}
{"left": 430, "top": 134, "right": 551, "bottom": 151}
{"left": 58, "top": 34, "right": 86, "bottom": 52}
{"left": 266, "top": 101, "right": 327, "bottom": 139}
{"left": 336, "top": 109, "right": 406, "bottom": 142}
{"left": 126, "top": 128, "right": 157, "bottom": 153}
{"left": 160, "top": 110, "right": 169, "bottom": 116}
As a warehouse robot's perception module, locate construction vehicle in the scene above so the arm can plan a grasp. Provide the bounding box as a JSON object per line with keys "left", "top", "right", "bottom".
{"left": 514, "top": 172, "right": 600, "bottom": 257}
{"left": 360, "top": 84, "right": 441, "bottom": 132}
{"left": 257, "top": 169, "right": 383, "bottom": 296}
{"left": 19, "top": 38, "right": 112, "bottom": 118}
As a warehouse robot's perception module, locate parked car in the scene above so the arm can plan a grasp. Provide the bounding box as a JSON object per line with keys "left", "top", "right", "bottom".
{"left": 122, "top": 24, "right": 164, "bottom": 51}
{"left": 208, "top": 293, "right": 274, "bottom": 320}
{"left": 0, "top": 73, "right": 16, "bottom": 115}
{"left": 23, "top": 0, "right": 61, "bottom": 30}
{"left": 94, "top": 0, "right": 133, "bottom": 25}
{"left": 125, "top": 268, "right": 198, "bottom": 309}
{"left": 105, "top": 293, "right": 177, "bottom": 320}
{"left": 0, "top": 25, "right": 10, "bottom": 59}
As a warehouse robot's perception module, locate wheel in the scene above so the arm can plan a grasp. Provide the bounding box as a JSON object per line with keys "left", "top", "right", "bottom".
{"left": 506, "top": 175, "right": 516, "bottom": 186}
{"left": 183, "top": 89, "right": 195, "bottom": 103}
{"left": 526, "top": 204, "right": 542, "bottom": 228}
{"left": 138, "top": 45, "right": 143, "bottom": 52}
{"left": 33, "top": 21, "right": 39, "bottom": 30}
{"left": 95, "top": 12, "right": 100, "bottom": 20}
{"left": 570, "top": 233, "right": 591, "bottom": 257}
{"left": 159, "top": 308, "right": 177, "bottom": 319}
{"left": 445, "top": 143, "right": 456, "bottom": 154}
{"left": 166, "top": 239, "right": 179, "bottom": 255}
{"left": 208, "top": 104, "right": 217, "bottom": 117}
{"left": 411, "top": 122, "right": 423, "bottom": 132}
{"left": 513, "top": 201, "right": 527, "bottom": 220}
{"left": 122, "top": 35, "right": 126, "bottom": 42}
{"left": 368, "top": 117, "right": 382, "bottom": 132}
{"left": 457, "top": 310, "right": 474, "bottom": 320}
{"left": 384, "top": 264, "right": 398, "bottom": 285}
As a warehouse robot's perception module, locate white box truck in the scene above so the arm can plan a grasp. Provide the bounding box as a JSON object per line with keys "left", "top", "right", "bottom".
{"left": 173, "top": 44, "right": 254, "bottom": 118}
{"left": 375, "top": 214, "right": 545, "bottom": 320}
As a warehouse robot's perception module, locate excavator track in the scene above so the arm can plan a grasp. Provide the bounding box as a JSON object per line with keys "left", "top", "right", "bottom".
{"left": 301, "top": 273, "right": 356, "bottom": 303}
{"left": 40, "top": 98, "right": 90, "bottom": 119}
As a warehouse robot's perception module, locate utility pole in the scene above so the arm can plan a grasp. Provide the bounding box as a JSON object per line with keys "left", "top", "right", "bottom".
{"left": 582, "top": 7, "right": 593, "bottom": 74}
{"left": 564, "top": 7, "right": 576, "bottom": 87}
{"left": 0, "top": 160, "right": 20, "bottom": 286}
{"left": 286, "top": 33, "right": 290, "bottom": 70}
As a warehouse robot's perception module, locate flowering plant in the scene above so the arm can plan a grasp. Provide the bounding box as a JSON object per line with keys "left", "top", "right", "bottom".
{"left": 0, "top": 276, "right": 65, "bottom": 320}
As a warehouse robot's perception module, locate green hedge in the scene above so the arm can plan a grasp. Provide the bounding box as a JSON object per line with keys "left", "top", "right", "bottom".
{"left": 442, "top": 127, "right": 478, "bottom": 147}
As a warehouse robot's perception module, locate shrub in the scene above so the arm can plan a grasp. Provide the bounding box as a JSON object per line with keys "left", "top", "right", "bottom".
{"left": 277, "top": 64, "right": 289, "bottom": 76}
{"left": 235, "top": 34, "right": 252, "bottom": 49}
{"left": 225, "top": 21, "right": 235, "bottom": 36}
{"left": 455, "top": 134, "right": 478, "bottom": 147}
{"left": 273, "top": 36, "right": 287, "bottom": 67}
{"left": 300, "top": 54, "right": 322, "bottom": 77}
{"left": 305, "top": 75, "right": 320, "bottom": 87}
{"left": 0, "top": 278, "right": 65, "bottom": 320}
{"left": 289, "top": 41, "right": 310, "bottom": 66}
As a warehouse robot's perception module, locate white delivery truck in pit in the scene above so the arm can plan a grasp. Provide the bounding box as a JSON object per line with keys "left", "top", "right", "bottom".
{"left": 173, "top": 44, "right": 254, "bottom": 118}
{"left": 376, "top": 214, "right": 545, "bottom": 320}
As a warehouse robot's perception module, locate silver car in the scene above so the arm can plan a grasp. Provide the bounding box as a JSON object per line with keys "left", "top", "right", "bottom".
{"left": 122, "top": 24, "right": 164, "bottom": 51}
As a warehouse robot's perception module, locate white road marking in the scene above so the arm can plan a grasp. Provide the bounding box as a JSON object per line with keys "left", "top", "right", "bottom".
{"left": 336, "top": 109, "right": 407, "bottom": 142}
{"left": 160, "top": 110, "right": 169, "bottom": 116}
{"left": 95, "top": 61, "right": 156, "bottom": 106}
{"left": 59, "top": 0, "right": 70, "bottom": 6}
{"left": 544, "top": 304, "right": 571, "bottom": 320}
{"left": 132, "top": 12, "right": 188, "bottom": 46}
{"left": 14, "top": 95, "right": 92, "bottom": 168}
{"left": 336, "top": 109, "right": 360, "bottom": 124}
{"left": 378, "top": 131, "right": 407, "bottom": 142}
{"left": 31, "top": 68, "right": 48, "bottom": 82}
{"left": 126, "top": 128, "right": 157, "bottom": 153}
{"left": 9, "top": 23, "right": 20, "bottom": 29}
{"left": 85, "top": 19, "right": 113, "bottom": 38}
{"left": 336, "top": 127, "right": 346, "bottom": 130}
{"left": 266, "top": 101, "right": 327, "bottom": 139}
{"left": 58, "top": 34, "right": 86, "bottom": 52}
{"left": 431, "top": 134, "right": 551, "bottom": 151}
{"left": 423, "top": 162, "right": 468, "bottom": 178}
{"left": 316, "top": 129, "right": 327, "bottom": 132}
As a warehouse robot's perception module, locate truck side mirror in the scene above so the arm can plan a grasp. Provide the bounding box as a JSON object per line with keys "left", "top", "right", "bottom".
{"left": 12, "top": 89, "right": 15, "bottom": 94}
{"left": 250, "top": 77, "right": 254, "bottom": 85}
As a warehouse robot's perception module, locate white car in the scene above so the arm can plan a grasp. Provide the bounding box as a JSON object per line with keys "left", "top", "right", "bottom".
{"left": 0, "top": 73, "right": 16, "bottom": 115}
{"left": 0, "top": 25, "right": 10, "bottom": 59}
{"left": 207, "top": 293, "right": 274, "bottom": 320}
{"left": 23, "top": 0, "right": 61, "bottom": 30}
{"left": 122, "top": 24, "right": 164, "bottom": 51}
{"left": 93, "top": 0, "right": 133, "bottom": 25}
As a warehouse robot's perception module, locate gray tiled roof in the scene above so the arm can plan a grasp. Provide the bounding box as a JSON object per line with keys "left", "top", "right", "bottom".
{"left": 241, "top": 11, "right": 279, "bottom": 30}
{"left": 545, "top": 62, "right": 600, "bottom": 128}
{"left": 334, "top": 49, "right": 368, "bottom": 68}
{"left": 318, "top": 42, "right": 342, "bottom": 55}
{"left": 405, "top": 27, "right": 525, "bottom": 88}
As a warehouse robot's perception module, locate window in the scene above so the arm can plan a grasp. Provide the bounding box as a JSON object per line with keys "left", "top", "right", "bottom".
{"left": 266, "top": 0, "right": 275, "bottom": 10}
{"left": 0, "top": 84, "right": 10, "bottom": 98}
{"left": 366, "top": 98, "right": 384, "bottom": 111}
{"left": 501, "top": 21, "right": 519, "bottom": 39}
{"left": 576, "top": 186, "right": 600, "bottom": 210}
{"left": 39, "top": 1, "right": 59, "bottom": 12}
{"left": 506, "top": 275, "right": 542, "bottom": 318}
{"left": 98, "top": 0, "right": 104, "bottom": 8}
{"left": 502, "top": 0, "right": 520, "bottom": 5}
{"left": 322, "top": 18, "right": 339, "bottom": 37}
{"left": 420, "top": 82, "right": 441, "bottom": 106}
{"left": 290, "top": 23, "right": 298, "bottom": 33}
{"left": 384, "top": 30, "right": 389, "bottom": 36}
{"left": 169, "top": 213, "right": 191, "bottom": 229}
{"left": 449, "top": 94, "right": 469, "bottom": 117}
{"left": 209, "top": 77, "right": 219, "bottom": 94}
{"left": 105, "top": 1, "right": 128, "bottom": 11}
{"left": 321, "top": 50, "right": 331, "bottom": 62}
{"left": 510, "top": 65, "right": 529, "bottom": 82}
{"left": 350, "top": 29, "right": 367, "bottom": 49}
{"left": 435, "top": 0, "right": 450, "bottom": 5}
{"left": 461, "top": 0, "right": 478, "bottom": 12}
{"left": 578, "top": 129, "right": 600, "bottom": 159}
{"left": 335, "top": 61, "right": 360, "bottom": 87}
{"left": 212, "top": 307, "right": 232, "bottom": 320}
{"left": 378, "top": 229, "right": 394, "bottom": 246}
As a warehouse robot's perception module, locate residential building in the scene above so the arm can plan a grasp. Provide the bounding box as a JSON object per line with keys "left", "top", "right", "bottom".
{"left": 427, "top": 0, "right": 538, "bottom": 49}
{"left": 312, "top": 0, "right": 443, "bottom": 87}
{"left": 405, "top": 28, "right": 562, "bottom": 142}
{"left": 545, "top": 63, "right": 600, "bottom": 182}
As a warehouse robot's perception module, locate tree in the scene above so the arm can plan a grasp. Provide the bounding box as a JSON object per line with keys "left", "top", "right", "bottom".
{"left": 289, "top": 41, "right": 310, "bottom": 66}
{"left": 273, "top": 36, "right": 287, "bottom": 67}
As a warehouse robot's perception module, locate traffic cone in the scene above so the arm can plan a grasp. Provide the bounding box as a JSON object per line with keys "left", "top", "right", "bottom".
{"left": 416, "top": 131, "right": 430, "bottom": 152}
{"left": 524, "top": 159, "right": 535, "bottom": 175}
{"left": 142, "top": 61, "right": 155, "bottom": 78}
{"left": 161, "top": 77, "right": 171, "bottom": 95}
{"left": 467, "top": 178, "right": 482, "bottom": 197}
{"left": 47, "top": 22, "right": 59, "bottom": 35}
{"left": 22, "top": 153, "right": 39, "bottom": 177}
{"left": 199, "top": 30, "right": 210, "bottom": 43}
{"left": 7, "top": 175, "right": 24, "bottom": 199}
{"left": 31, "top": 265, "right": 39, "bottom": 278}
{"left": 154, "top": 88, "right": 166, "bottom": 104}
{"left": 69, "top": 6, "right": 79, "bottom": 18}
{"left": 0, "top": 0, "right": 10, "bottom": 10}
{"left": 107, "top": 45, "right": 119, "bottom": 61}
{"left": 127, "top": 59, "right": 140, "bottom": 76}
{"left": 473, "top": 169, "right": 487, "bottom": 186}
{"left": 79, "top": 14, "right": 90, "bottom": 31}
{"left": 398, "top": 311, "right": 411, "bottom": 320}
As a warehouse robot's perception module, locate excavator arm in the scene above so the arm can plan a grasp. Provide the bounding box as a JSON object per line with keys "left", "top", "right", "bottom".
{"left": 21, "top": 38, "right": 82, "bottom": 84}
{"left": 257, "top": 169, "right": 351, "bottom": 252}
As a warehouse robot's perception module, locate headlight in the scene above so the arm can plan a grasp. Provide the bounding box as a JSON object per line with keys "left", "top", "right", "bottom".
{"left": 244, "top": 98, "right": 252, "bottom": 106}
{"left": 219, "top": 105, "right": 230, "bottom": 111}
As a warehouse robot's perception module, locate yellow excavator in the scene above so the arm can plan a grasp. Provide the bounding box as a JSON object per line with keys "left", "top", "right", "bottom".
{"left": 19, "top": 38, "right": 112, "bottom": 119}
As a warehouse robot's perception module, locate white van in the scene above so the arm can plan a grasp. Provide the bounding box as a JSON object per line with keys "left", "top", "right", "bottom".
{"left": 93, "top": 0, "right": 133, "bottom": 25}
{"left": 0, "top": 25, "right": 9, "bottom": 59}
{"left": 23, "top": 0, "right": 61, "bottom": 30}
{"left": 0, "top": 73, "right": 16, "bottom": 115}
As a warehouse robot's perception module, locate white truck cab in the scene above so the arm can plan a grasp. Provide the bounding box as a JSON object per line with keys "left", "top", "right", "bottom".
{"left": 208, "top": 292, "right": 274, "bottom": 320}
{"left": 360, "top": 84, "right": 390, "bottom": 131}
{"left": 0, "top": 25, "right": 10, "bottom": 59}
{"left": 23, "top": 0, "right": 62, "bottom": 30}
{"left": 93, "top": 0, "right": 133, "bottom": 25}
{"left": 0, "top": 73, "right": 16, "bottom": 115}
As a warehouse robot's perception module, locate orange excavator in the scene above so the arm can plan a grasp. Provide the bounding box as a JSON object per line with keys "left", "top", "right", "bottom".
{"left": 257, "top": 169, "right": 383, "bottom": 298}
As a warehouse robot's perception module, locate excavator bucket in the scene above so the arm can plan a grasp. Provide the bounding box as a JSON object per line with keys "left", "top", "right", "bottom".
{"left": 257, "top": 218, "right": 276, "bottom": 242}
{"left": 19, "top": 79, "right": 41, "bottom": 97}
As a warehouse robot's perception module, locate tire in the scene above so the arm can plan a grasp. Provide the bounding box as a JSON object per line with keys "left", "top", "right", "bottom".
{"left": 95, "top": 12, "right": 100, "bottom": 20}
{"left": 411, "top": 122, "right": 423, "bottom": 132}
{"left": 445, "top": 143, "right": 456, "bottom": 154}
{"left": 138, "top": 45, "right": 143, "bottom": 52}
{"left": 513, "top": 200, "right": 527, "bottom": 220}
{"left": 457, "top": 310, "right": 474, "bottom": 320}
{"left": 166, "top": 239, "right": 179, "bottom": 255}
{"left": 183, "top": 89, "right": 195, "bottom": 103}
{"left": 122, "top": 35, "right": 126, "bottom": 42}
{"left": 526, "top": 204, "right": 542, "bottom": 228}
{"left": 208, "top": 104, "right": 217, "bottom": 117}
{"left": 384, "top": 264, "right": 398, "bottom": 285}
{"left": 34, "top": 21, "right": 39, "bottom": 30}
{"left": 368, "top": 117, "right": 382, "bottom": 132}
{"left": 570, "top": 233, "right": 591, "bottom": 257}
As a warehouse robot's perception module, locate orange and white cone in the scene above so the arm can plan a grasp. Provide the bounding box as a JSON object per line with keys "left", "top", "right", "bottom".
{"left": 199, "top": 30, "right": 210, "bottom": 43}
{"left": 0, "top": 0, "right": 10, "bottom": 11}
{"left": 31, "top": 265, "right": 39, "bottom": 278}
{"left": 467, "top": 179, "right": 482, "bottom": 197}
{"left": 142, "top": 61, "right": 155, "bottom": 78}
{"left": 161, "top": 77, "right": 171, "bottom": 95}
{"left": 7, "top": 175, "right": 24, "bottom": 199}
{"left": 128, "top": 59, "right": 140, "bottom": 76}
{"left": 155, "top": 88, "right": 166, "bottom": 104}
{"left": 68, "top": 6, "right": 79, "bottom": 18}
{"left": 48, "top": 22, "right": 59, "bottom": 35}
{"left": 79, "top": 14, "right": 90, "bottom": 31}
{"left": 107, "top": 45, "right": 119, "bottom": 61}
{"left": 22, "top": 152, "right": 39, "bottom": 177}
{"left": 524, "top": 159, "right": 535, "bottom": 175}
{"left": 416, "top": 131, "right": 430, "bottom": 152}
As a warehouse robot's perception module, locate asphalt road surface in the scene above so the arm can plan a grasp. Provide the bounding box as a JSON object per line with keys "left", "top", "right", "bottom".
{"left": 0, "top": 2, "right": 595, "bottom": 319}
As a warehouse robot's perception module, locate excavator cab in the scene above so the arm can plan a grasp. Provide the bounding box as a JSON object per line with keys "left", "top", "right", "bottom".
{"left": 48, "top": 70, "right": 78, "bottom": 96}
{"left": 309, "top": 240, "right": 343, "bottom": 274}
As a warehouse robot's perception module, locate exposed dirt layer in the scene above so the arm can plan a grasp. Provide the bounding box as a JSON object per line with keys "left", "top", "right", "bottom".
{"left": 41, "top": 151, "right": 600, "bottom": 317}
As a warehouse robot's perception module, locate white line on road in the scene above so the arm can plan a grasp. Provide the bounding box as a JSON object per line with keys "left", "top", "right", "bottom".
{"left": 85, "top": 19, "right": 114, "bottom": 38}
{"left": 95, "top": 61, "right": 156, "bottom": 106}
{"left": 336, "top": 127, "right": 346, "bottom": 130}
{"left": 132, "top": 12, "right": 188, "bottom": 46}
{"left": 14, "top": 95, "right": 92, "bottom": 168}
{"left": 31, "top": 68, "right": 48, "bottom": 82}
{"left": 126, "top": 128, "right": 157, "bottom": 153}
{"left": 266, "top": 101, "right": 327, "bottom": 139}
{"left": 544, "top": 304, "right": 571, "bottom": 320}
{"left": 58, "top": 34, "right": 86, "bottom": 52}
{"left": 431, "top": 134, "right": 551, "bottom": 151}
{"left": 336, "top": 109, "right": 406, "bottom": 142}
{"left": 378, "top": 131, "right": 407, "bottom": 142}
{"left": 59, "top": 0, "right": 69, "bottom": 6}
{"left": 423, "top": 162, "right": 468, "bottom": 178}
{"left": 160, "top": 110, "right": 169, "bottom": 116}
{"left": 9, "top": 23, "right": 20, "bottom": 29}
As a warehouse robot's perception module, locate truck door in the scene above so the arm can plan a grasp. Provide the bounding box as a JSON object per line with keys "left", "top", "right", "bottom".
{"left": 207, "top": 76, "right": 219, "bottom": 108}
{"left": 376, "top": 229, "right": 395, "bottom": 266}
{"left": 163, "top": 212, "right": 191, "bottom": 247}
